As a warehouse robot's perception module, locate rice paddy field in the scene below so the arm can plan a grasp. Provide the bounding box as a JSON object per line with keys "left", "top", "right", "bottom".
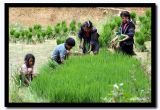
{"left": 9, "top": 7, "right": 151, "bottom": 103}
{"left": 30, "top": 50, "right": 151, "bottom": 102}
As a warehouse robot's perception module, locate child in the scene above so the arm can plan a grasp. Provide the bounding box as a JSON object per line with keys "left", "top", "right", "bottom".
{"left": 19, "top": 53, "right": 35, "bottom": 86}
{"left": 51, "top": 37, "right": 75, "bottom": 64}
{"left": 78, "top": 21, "right": 100, "bottom": 54}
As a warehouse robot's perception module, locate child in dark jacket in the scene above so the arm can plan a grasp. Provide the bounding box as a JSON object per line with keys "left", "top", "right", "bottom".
{"left": 111, "top": 11, "right": 135, "bottom": 55}
{"left": 78, "top": 21, "right": 99, "bottom": 54}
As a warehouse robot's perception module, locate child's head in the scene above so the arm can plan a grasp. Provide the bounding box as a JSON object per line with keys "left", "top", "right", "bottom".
{"left": 83, "top": 21, "right": 93, "bottom": 32}
{"left": 65, "top": 37, "right": 75, "bottom": 50}
{"left": 120, "top": 11, "right": 130, "bottom": 23}
{"left": 24, "top": 53, "right": 35, "bottom": 67}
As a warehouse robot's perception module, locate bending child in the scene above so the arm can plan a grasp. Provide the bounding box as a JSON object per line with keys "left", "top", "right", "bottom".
{"left": 51, "top": 37, "right": 75, "bottom": 64}
{"left": 19, "top": 53, "right": 35, "bottom": 86}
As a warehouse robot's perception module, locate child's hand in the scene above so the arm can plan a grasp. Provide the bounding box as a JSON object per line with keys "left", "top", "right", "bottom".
{"left": 87, "top": 50, "right": 91, "bottom": 54}
{"left": 79, "top": 44, "right": 83, "bottom": 49}
{"left": 66, "top": 50, "right": 71, "bottom": 55}
{"left": 28, "top": 68, "right": 33, "bottom": 74}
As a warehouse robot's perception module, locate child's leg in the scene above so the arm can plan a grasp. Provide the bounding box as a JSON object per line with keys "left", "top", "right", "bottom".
{"left": 92, "top": 43, "right": 99, "bottom": 55}
{"left": 20, "top": 74, "right": 30, "bottom": 86}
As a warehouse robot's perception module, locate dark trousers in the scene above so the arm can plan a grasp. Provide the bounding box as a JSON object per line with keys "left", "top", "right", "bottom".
{"left": 119, "top": 42, "right": 134, "bottom": 55}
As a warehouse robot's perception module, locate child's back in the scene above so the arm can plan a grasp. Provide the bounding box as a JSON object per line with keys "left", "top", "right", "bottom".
{"left": 51, "top": 43, "right": 67, "bottom": 63}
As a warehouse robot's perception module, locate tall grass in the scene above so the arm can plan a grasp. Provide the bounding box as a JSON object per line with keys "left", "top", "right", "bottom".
{"left": 30, "top": 50, "right": 150, "bottom": 102}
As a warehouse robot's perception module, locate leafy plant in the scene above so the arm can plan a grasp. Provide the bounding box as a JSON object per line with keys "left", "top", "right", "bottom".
{"left": 69, "top": 20, "right": 76, "bottom": 33}
{"left": 130, "top": 11, "right": 137, "bottom": 24}
{"left": 56, "top": 37, "right": 66, "bottom": 45}
{"left": 135, "top": 32, "right": 145, "bottom": 45}
{"left": 46, "top": 26, "right": 53, "bottom": 39}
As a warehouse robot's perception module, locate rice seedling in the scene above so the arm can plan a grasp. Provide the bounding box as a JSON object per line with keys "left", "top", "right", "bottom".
{"left": 30, "top": 50, "right": 150, "bottom": 102}
{"left": 130, "top": 11, "right": 137, "bottom": 24}
{"left": 46, "top": 26, "right": 53, "bottom": 39}
{"left": 69, "top": 20, "right": 76, "bottom": 34}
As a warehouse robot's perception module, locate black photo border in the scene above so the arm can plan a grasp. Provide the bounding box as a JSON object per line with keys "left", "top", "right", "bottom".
{"left": 5, "top": 3, "right": 157, "bottom": 108}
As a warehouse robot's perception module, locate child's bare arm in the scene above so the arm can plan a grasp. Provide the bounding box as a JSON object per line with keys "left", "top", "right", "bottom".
{"left": 88, "top": 44, "right": 92, "bottom": 53}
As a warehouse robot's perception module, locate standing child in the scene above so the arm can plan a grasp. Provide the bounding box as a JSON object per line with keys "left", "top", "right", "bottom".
{"left": 19, "top": 53, "right": 35, "bottom": 86}
{"left": 51, "top": 37, "right": 75, "bottom": 64}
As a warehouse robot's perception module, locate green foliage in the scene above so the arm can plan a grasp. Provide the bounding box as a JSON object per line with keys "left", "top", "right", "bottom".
{"left": 114, "top": 16, "right": 121, "bottom": 27}
{"left": 29, "top": 27, "right": 33, "bottom": 32}
{"left": 46, "top": 26, "right": 53, "bottom": 39}
{"left": 33, "top": 24, "right": 42, "bottom": 31}
{"left": 77, "top": 22, "right": 82, "bottom": 29}
{"left": 10, "top": 28, "right": 16, "bottom": 36}
{"left": 61, "top": 21, "right": 68, "bottom": 33}
{"left": 135, "top": 32, "right": 145, "bottom": 45}
{"left": 14, "top": 32, "right": 20, "bottom": 39}
{"left": 145, "top": 9, "right": 151, "bottom": 18}
{"left": 56, "top": 37, "right": 66, "bottom": 45}
{"left": 54, "top": 23, "right": 61, "bottom": 34}
{"left": 100, "top": 16, "right": 122, "bottom": 47}
{"left": 135, "top": 9, "right": 151, "bottom": 52}
{"left": 9, "top": 20, "right": 81, "bottom": 44}
{"left": 130, "top": 11, "right": 136, "bottom": 19}
{"left": 70, "top": 20, "right": 76, "bottom": 32}
{"left": 31, "top": 50, "right": 150, "bottom": 102}
{"left": 100, "top": 24, "right": 112, "bottom": 47}
{"left": 47, "top": 59, "right": 58, "bottom": 69}
{"left": 130, "top": 11, "right": 137, "bottom": 24}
